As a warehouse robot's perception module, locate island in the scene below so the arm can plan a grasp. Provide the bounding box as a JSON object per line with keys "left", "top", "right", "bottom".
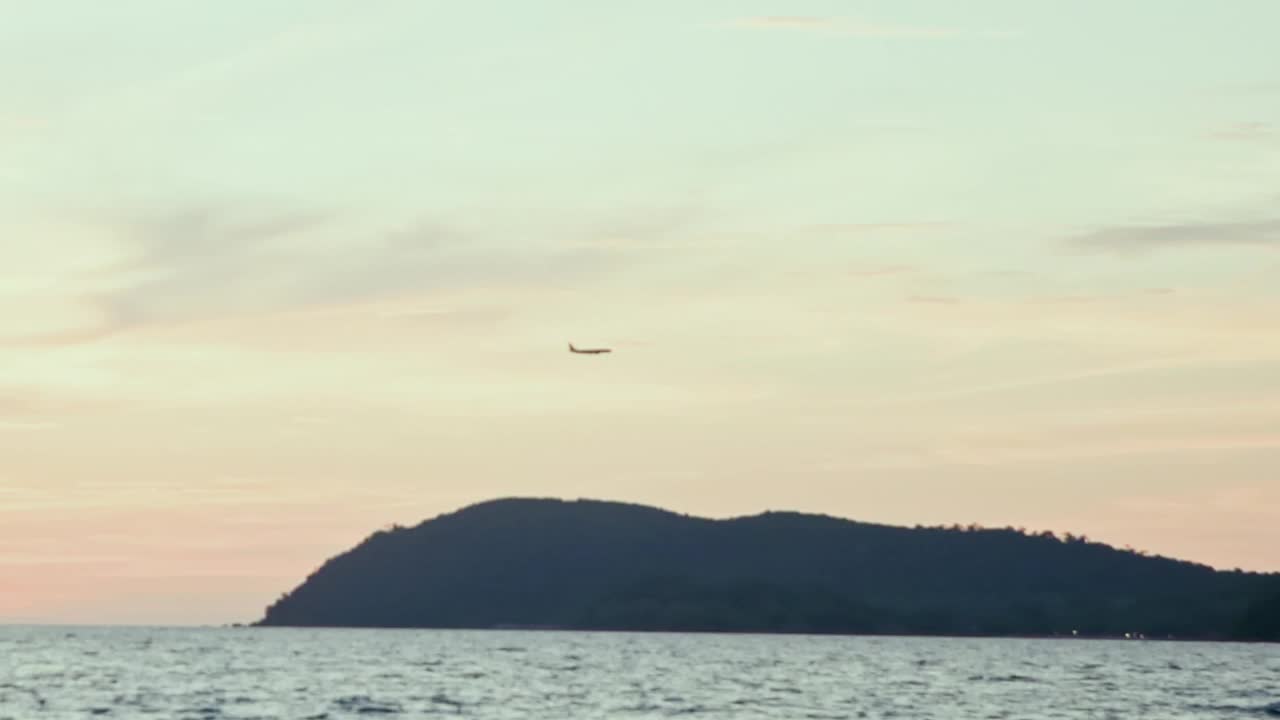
{"left": 256, "top": 497, "right": 1279, "bottom": 641}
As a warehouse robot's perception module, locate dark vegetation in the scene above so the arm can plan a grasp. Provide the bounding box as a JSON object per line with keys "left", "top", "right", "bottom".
{"left": 257, "top": 497, "right": 1278, "bottom": 641}
{"left": 1234, "top": 583, "right": 1280, "bottom": 642}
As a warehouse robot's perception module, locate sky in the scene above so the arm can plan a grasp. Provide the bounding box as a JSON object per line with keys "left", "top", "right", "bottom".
{"left": 2, "top": 0, "right": 1279, "bottom": 625}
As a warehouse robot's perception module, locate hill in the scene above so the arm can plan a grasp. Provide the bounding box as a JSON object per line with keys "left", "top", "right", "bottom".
{"left": 256, "top": 497, "right": 1278, "bottom": 641}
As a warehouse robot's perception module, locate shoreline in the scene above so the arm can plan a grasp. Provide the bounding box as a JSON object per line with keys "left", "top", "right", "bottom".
{"left": 238, "top": 623, "right": 1277, "bottom": 645}
{"left": 4, "top": 622, "right": 1274, "bottom": 644}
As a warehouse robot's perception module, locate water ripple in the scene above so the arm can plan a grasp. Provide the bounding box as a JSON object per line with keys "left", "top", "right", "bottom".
{"left": 0, "top": 627, "right": 1275, "bottom": 719}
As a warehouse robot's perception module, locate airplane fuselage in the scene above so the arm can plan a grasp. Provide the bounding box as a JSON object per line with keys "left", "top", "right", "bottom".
{"left": 569, "top": 343, "right": 611, "bottom": 354}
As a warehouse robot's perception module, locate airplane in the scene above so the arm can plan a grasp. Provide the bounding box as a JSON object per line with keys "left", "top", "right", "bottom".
{"left": 569, "top": 342, "right": 611, "bottom": 355}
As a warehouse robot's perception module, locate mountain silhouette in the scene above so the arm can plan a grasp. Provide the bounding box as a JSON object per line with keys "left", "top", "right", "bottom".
{"left": 256, "top": 497, "right": 1277, "bottom": 641}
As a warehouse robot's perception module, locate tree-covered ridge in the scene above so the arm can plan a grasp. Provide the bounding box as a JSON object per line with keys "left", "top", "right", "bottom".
{"left": 257, "top": 497, "right": 1277, "bottom": 641}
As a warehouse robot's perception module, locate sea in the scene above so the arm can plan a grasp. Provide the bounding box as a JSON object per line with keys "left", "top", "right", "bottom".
{"left": 1, "top": 626, "right": 1276, "bottom": 719}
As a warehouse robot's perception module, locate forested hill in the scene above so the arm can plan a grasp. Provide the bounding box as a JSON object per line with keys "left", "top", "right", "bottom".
{"left": 256, "top": 497, "right": 1279, "bottom": 641}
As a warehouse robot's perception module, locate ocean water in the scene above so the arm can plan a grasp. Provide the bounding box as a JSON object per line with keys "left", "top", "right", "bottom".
{"left": 0, "top": 626, "right": 1276, "bottom": 719}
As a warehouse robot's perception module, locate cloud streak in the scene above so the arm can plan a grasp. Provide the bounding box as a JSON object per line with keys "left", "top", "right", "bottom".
{"left": 0, "top": 113, "right": 47, "bottom": 134}
{"left": 571, "top": 204, "right": 707, "bottom": 250}
{"left": 1207, "top": 122, "right": 1276, "bottom": 142}
{"left": 1067, "top": 219, "right": 1280, "bottom": 254}
{"left": 0, "top": 420, "right": 57, "bottom": 432}
{"left": 10, "top": 201, "right": 670, "bottom": 346}
{"left": 727, "top": 16, "right": 1012, "bottom": 39}
{"left": 807, "top": 222, "right": 956, "bottom": 235}
{"left": 907, "top": 295, "right": 962, "bottom": 305}
{"left": 848, "top": 264, "right": 917, "bottom": 278}
{"left": 730, "top": 16, "right": 959, "bottom": 38}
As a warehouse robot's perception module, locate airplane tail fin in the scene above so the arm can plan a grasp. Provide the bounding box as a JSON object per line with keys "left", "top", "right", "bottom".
{"left": 568, "top": 342, "right": 575, "bottom": 352}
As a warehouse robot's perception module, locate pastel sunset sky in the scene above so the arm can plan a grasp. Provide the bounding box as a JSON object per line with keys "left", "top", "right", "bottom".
{"left": 3, "top": 1, "right": 1278, "bottom": 625}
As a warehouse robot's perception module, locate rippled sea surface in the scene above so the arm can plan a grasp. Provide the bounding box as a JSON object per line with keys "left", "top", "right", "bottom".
{"left": 1, "top": 626, "right": 1277, "bottom": 719}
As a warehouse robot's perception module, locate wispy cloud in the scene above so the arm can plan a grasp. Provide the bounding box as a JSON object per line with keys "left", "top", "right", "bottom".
{"left": 0, "top": 113, "right": 46, "bottom": 133}
{"left": 71, "top": 10, "right": 371, "bottom": 122}
{"left": 1024, "top": 287, "right": 1178, "bottom": 306}
{"left": 882, "top": 354, "right": 1235, "bottom": 408}
{"left": 734, "top": 16, "right": 829, "bottom": 28}
{"left": 0, "top": 319, "right": 134, "bottom": 349}
{"left": 0, "top": 389, "right": 66, "bottom": 431}
{"left": 730, "top": 16, "right": 956, "bottom": 38}
{"left": 116, "top": 205, "right": 333, "bottom": 270}
{"left": 848, "top": 264, "right": 916, "bottom": 278}
{"left": 9, "top": 202, "right": 667, "bottom": 346}
{"left": 807, "top": 222, "right": 955, "bottom": 234}
{"left": 934, "top": 431, "right": 1280, "bottom": 467}
{"left": 727, "top": 16, "right": 1013, "bottom": 39}
{"left": 907, "top": 294, "right": 962, "bottom": 305}
{"left": 1206, "top": 121, "right": 1276, "bottom": 142}
{"left": 0, "top": 387, "right": 107, "bottom": 418}
{"left": 565, "top": 204, "right": 707, "bottom": 250}
{"left": 53, "top": 204, "right": 341, "bottom": 338}
{"left": 1067, "top": 218, "right": 1280, "bottom": 254}
{"left": 0, "top": 420, "right": 57, "bottom": 432}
